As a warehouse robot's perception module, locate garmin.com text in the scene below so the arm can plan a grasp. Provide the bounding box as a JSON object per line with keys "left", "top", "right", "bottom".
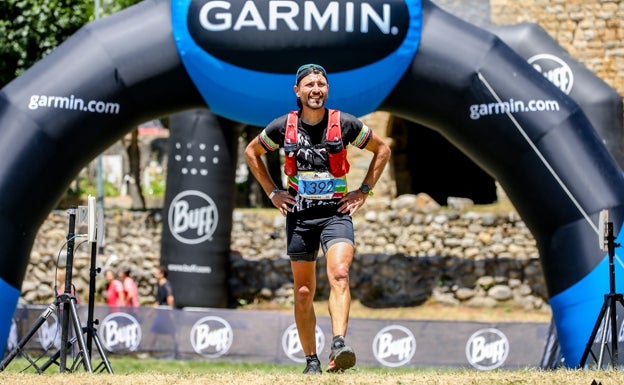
{"left": 469, "top": 98, "right": 559, "bottom": 120}
{"left": 28, "top": 94, "right": 120, "bottom": 114}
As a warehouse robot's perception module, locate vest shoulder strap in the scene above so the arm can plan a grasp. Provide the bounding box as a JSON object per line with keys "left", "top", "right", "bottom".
{"left": 286, "top": 109, "right": 341, "bottom": 142}
{"left": 286, "top": 110, "right": 298, "bottom": 143}
{"left": 326, "top": 109, "right": 341, "bottom": 141}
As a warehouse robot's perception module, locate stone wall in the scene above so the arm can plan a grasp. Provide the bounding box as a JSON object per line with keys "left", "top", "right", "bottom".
{"left": 229, "top": 195, "right": 548, "bottom": 312}
{"left": 23, "top": 196, "right": 549, "bottom": 313}
{"left": 490, "top": 0, "right": 624, "bottom": 95}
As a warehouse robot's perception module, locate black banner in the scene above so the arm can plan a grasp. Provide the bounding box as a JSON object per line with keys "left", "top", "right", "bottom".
{"left": 161, "top": 109, "right": 241, "bottom": 308}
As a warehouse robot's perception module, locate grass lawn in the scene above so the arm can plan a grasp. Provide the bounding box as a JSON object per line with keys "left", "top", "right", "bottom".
{"left": 0, "top": 357, "right": 620, "bottom": 385}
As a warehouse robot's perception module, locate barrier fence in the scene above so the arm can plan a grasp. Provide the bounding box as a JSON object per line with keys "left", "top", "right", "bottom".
{"left": 3, "top": 304, "right": 551, "bottom": 371}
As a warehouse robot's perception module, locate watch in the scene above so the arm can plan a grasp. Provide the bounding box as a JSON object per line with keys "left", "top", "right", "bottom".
{"left": 359, "top": 184, "right": 374, "bottom": 196}
{"left": 268, "top": 188, "right": 280, "bottom": 199}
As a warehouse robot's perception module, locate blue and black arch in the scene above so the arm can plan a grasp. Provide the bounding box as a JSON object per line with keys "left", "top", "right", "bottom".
{"left": 0, "top": 0, "right": 622, "bottom": 367}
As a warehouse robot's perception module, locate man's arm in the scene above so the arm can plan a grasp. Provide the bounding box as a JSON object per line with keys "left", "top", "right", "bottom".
{"left": 244, "top": 137, "right": 277, "bottom": 197}
{"left": 338, "top": 131, "right": 391, "bottom": 215}
{"left": 361, "top": 132, "right": 392, "bottom": 190}
{"left": 164, "top": 282, "right": 175, "bottom": 308}
{"left": 244, "top": 136, "right": 296, "bottom": 215}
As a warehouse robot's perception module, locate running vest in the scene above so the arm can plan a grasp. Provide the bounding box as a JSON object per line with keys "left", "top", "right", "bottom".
{"left": 283, "top": 109, "right": 350, "bottom": 177}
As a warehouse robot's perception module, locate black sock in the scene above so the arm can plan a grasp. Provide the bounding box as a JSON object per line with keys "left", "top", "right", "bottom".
{"left": 306, "top": 353, "right": 319, "bottom": 362}
{"left": 332, "top": 335, "right": 345, "bottom": 348}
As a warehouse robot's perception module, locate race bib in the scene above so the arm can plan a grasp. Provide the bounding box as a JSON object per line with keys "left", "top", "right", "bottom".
{"left": 297, "top": 172, "right": 346, "bottom": 200}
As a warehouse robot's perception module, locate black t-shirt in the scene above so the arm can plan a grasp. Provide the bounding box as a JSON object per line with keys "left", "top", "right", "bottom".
{"left": 157, "top": 280, "right": 173, "bottom": 306}
{"left": 258, "top": 108, "right": 372, "bottom": 212}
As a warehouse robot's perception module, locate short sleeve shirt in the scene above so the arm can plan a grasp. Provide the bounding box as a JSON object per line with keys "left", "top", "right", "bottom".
{"left": 258, "top": 108, "right": 372, "bottom": 212}
{"left": 123, "top": 276, "right": 139, "bottom": 307}
{"left": 157, "top": 280, "right": 174, "bottom": 306}
{"left": 106, "top": 280, "right": 124, "bottom": 307}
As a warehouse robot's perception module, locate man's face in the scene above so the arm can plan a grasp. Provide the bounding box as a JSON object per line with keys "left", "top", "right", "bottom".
{"left": 295, "top": 72, "right": 328, "bottom": 110}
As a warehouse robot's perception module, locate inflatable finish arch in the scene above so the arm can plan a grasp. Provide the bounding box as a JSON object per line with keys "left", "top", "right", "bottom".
{"left": 1, "top": 0, "right": 623, "bottom": 367}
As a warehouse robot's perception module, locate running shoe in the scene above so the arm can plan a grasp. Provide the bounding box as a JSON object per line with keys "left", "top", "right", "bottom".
{"left": 303, "top": 355, "right": 322, "bottom": 374}
{"left": 327, "top": 336, "right": 356, "bottom": 372}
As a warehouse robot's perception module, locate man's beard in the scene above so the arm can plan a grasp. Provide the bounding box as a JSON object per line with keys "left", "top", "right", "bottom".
{"left": 306, "top": 98, "right": 325, "bottom": 109}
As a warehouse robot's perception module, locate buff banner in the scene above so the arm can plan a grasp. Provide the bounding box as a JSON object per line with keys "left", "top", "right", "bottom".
{"left": 161, "top": 109, "right": 241, "bottom": 308}
{"left": 0, "top": 0, "right": 623, "bottom": 368}
{"left": 6, "top": 303, "right": 549, "bottom": 369}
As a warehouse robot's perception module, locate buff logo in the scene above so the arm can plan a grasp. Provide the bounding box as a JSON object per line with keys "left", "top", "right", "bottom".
{"left": 465, "top": 328, "right": 509, "bottom": 370}
{"left": 188, "top": 0, "right": 410, "bottom": 72}
{"left": 168, "top": 190, "right": 219, "bottom": 245}
{"left": 191, "top": 316, "right": 233, "bottom": 357}
{"left": 372, "top": 325, "right": 416, "bottom": 367}
{"left": 100, "top": 312, "right": 142, "bottom": 352}
{"left": 281, "top": 323, "right": 325, "bottom": 363}
{"left": 528, "top": 53, "right": 574, "bottom": 95}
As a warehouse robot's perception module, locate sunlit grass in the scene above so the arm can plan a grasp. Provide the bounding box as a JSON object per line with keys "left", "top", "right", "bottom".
{"left": 1, "top": 357, "right": 621, "bottom": 385}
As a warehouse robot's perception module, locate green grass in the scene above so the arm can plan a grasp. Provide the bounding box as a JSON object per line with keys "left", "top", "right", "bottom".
{"left": 3, "top": 356, "right": 416, "bottom": 375}
{"left": 1, "top": 357, "right": 621, "bottom": 385}
{"left": 108, "top": 357, "right": 298, "bottom": 374}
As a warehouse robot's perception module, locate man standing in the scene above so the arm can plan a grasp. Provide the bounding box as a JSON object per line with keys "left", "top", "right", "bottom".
{"left": 154, "top": 265, "right": 175, "bottom": 309}
{"left": 145, "top": 265, "right": 177, "bottom": 358}
{"left": 245, "top": 64, "right": 391, "bottom": 374}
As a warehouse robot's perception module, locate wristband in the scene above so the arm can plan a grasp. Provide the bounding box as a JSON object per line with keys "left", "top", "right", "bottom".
{"left": 269, "top": 188, "right": 280, "bottom": 199}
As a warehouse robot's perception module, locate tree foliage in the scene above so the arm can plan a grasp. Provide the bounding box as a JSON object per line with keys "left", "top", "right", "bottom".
{"left": 0, "top": 0, "right": 142, "bottom": 88}
{"left": 1, "top": 0, "right": 151, "bottom": 210}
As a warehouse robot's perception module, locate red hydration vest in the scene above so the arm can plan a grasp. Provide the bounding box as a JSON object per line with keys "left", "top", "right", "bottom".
{"left": 283, "top": 109, "right": 350, "bottom": 177}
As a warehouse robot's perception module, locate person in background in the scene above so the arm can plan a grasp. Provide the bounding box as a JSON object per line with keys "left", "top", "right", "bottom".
{"left": 145, "top": 265, "right": 177, "bottom": 358}
{"left": 120, "top": 266, "right": 139, "bottom": 307}
{"left": 244, "top": 64, "right": 391, "bottom": 374}
{"left": 154, "top": 265, "right": 174, "bottom": 308}
{"left": 104, "top": 269, "right": 125, "bottom": 308}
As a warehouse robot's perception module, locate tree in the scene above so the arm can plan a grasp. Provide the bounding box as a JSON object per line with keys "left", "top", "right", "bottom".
{"left": 0, "top": 0, "right": 143, "bottom": 88}
{"left": 123, "top": 127, "right": 147, "bottom": 210}
{"left": 0, "top": 1, "right": 89, "bottom": 87}
{"left": 1, "top": 0, "right": 148, "bottom": 209}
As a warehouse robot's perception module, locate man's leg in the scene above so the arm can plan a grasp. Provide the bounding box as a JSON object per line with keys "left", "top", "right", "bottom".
{"left": 325, "top": 242, "right": 356, "bottom": 372}
{"left": 291, "top": 260, "right": 318, "bottom": 356}
{"left": 326, "top": 242, "right": 353, "bottom": 335}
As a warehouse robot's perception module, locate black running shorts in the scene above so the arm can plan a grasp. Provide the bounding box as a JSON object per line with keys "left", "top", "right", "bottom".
{"left": 286, "top": 208, "right": 355, "bottom": 261}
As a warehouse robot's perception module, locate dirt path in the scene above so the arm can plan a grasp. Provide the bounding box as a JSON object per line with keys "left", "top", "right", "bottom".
{"left": 242, "top": 299, "right": 553, "bottom": 323}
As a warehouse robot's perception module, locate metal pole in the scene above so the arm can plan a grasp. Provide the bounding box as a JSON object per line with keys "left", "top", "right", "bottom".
{"left": 59, "top": 207, "right": 77, "bottom": 372}
{"left": 607, "top": 223, "right": 619, "bottom": 368}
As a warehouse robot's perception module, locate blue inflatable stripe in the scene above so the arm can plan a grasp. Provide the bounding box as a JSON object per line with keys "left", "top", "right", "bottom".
{"left": 172, "top": 0, "right": 422, "bottom": 126}
{"left": 0, "top": 278, "right": 20, "bottom": 354}
{"left": 549, "top": 223, "right": 624, "bottom": 367}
